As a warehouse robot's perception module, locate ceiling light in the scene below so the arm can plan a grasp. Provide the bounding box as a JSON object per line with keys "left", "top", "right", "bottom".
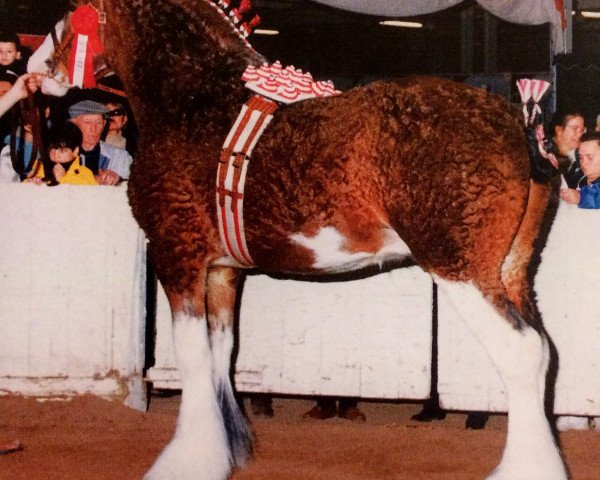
{"left": 254, "top": 28, "right": 279, "bottom": 35}
{"left": 581, "top": 11, "right": 600, "bottom": 18}
{"left": 379, "top": 20, "right": 423, "bottom": 28}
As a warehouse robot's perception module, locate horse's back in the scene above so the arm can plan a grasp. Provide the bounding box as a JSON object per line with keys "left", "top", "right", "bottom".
{"left": 243, "top": 76, "right": 529, "bottom": 276}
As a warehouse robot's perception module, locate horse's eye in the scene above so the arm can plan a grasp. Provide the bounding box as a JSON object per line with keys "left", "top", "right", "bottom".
{"left": 45, "top": 59, "right": 56, "bottom": 72}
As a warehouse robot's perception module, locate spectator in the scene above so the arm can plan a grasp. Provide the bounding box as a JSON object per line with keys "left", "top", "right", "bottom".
{"left": 0, "top": 73, "right": 42, "bottom": 181}
{"left": 0, "top": 30, "right": 24, "bottom": 77}
{"left": 103, "top": 100, "right": 137, "bottom": 156}
{"left": 68, "top": 100, "right": 132, "bottom": 185}
{"left": 302, "top": 396, "right": 366, "bottom": 422}
{"left": 559, "top": 131, "right": 600, "bottom": 209}
{"left": 0, "top": 117, "right": 39, "bottom": 183}
{"left": 550, "top": 110, "right": 585, "bottom": 188}
{"left": 26, "top": 122, "right": 97, "bottom": 186}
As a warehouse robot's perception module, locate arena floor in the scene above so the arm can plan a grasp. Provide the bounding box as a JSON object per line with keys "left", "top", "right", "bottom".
{"left": 0, "top": 393, "right": 598, "bottom": 479}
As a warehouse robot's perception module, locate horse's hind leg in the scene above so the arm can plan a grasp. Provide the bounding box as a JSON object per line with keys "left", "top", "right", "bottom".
{"left": 435, "top": 277, "right": 568, "bottom": 480}
{"left": 144, "top": 277, "right": 232, "bottom": 480}
{"left": 207, "top": 266, "right": 252, "bottom": 467}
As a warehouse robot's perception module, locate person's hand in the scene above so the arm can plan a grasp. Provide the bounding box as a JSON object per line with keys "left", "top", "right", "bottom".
{"left": 29, "top": 177, "right": 45, "bottom": 185}
{"left": 95, "top": 169, "right": 121, "bottom": 185}
{"left": 560, "top": 188, "right": 580, "bottom": 205}
{"left": 53, "top": 163, "right": 66, "bottom": 182}
{"left": 27, "top": 73, "right": 44, "bottom": 93}
{"left": 12, "top": 73, "right": 42, "bottom": 100}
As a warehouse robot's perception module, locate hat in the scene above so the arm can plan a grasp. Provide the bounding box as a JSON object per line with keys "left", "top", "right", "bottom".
{"left": 68, "top": 100, "right": 110, "bottom": 119}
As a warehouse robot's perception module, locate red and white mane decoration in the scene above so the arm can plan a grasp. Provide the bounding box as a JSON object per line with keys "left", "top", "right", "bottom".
{"left": 207, "top": 0, "right": 260, "bottom": 48}
{"left": 242, "top": 61, "right": 339, "bottom": 104}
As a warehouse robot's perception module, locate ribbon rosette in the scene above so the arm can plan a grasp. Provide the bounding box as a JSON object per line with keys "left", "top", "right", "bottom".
{"left": 68, "top": 5, "right": 104, "bottom": 88}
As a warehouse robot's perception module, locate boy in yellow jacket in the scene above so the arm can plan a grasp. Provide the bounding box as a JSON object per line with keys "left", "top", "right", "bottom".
{"left": 27, "top": 122, "right": 97, "bottom": 186}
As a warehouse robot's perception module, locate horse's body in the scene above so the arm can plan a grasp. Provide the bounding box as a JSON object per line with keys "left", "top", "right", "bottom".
{"left": 31, "top": 1, "right": 568, "bottom": 479}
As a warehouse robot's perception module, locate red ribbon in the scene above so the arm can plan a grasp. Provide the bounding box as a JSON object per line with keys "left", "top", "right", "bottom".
{"left": 68, "top": 5, "right": 104, "bottom": 88}
{"left": 554, "top": 0, "right": 566, "bottom": 30}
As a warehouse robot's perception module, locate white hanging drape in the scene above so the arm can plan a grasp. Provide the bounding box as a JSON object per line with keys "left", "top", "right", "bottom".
{"left": 312, "top": 0, "right": 568, "bottom": 54}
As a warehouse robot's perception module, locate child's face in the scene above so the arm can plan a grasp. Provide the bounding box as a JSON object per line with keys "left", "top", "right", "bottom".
{"left": 579, "top": 140, "right": 600, "bottom": 183}
{"left": 49, "top": 146, "right": 79, "bottom": 164}
{"left": 0, "top": 42, "right": 20, "bottom": 67}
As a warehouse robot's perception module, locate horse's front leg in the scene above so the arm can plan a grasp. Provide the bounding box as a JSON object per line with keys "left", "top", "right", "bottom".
{"left": 144, "top": 275, "right": 232, "bottom": 480}
{"left": 207, "top": 266, "right": 252, "bottom": 468}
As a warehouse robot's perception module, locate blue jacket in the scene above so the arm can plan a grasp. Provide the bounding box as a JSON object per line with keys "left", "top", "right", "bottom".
{"left": 80, "top": 141, "right": 132, "bottom": 180}
{"left": 579, "top": 179, "right": 600, "bottom": 209}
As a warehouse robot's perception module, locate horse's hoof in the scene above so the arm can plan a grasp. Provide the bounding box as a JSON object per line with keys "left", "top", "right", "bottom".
{"left": 144, "top": 437, "right": 231, "bottom": 480}
{"left": 486, "top": 461, "right": 568, "bottom": 480}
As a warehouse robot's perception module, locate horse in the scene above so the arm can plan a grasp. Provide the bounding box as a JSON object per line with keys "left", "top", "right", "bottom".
{"left": 29, "top": 1, "right": 567, "bottom": 479}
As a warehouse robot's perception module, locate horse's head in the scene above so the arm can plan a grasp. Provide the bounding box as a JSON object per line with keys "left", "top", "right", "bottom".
{"left": 27, "top": 1, "right": 109, "bottom": 96}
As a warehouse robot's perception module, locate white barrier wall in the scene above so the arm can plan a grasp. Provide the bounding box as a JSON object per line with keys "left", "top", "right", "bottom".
{"left": 0, "top": 184, "right": 147, "bottom": 411}
{"left": 150, "top": 202, "right": 600, "bottom": 415}
{"left": 147, "top": 268, "right": 433, "bottom": 400}
{"left": 3, "top": 182, "right": 600, "bottom": 416}
{"left": 438, "top": 202, "right": 600, "bottom": 415}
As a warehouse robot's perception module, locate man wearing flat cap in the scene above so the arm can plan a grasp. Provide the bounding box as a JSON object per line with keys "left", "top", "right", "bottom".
{"left": 68, "top": 100, "right": 132, "bottom": 185}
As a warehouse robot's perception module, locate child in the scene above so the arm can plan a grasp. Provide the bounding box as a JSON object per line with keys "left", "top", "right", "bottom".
{"left": 0, "top": 31, "right": 25, "bottom": 77}
{"left": 560, "top": 131, "right": 600, "bottom": 209}
{"left": 27, "top": 122, "right": 98, "bottom": 186}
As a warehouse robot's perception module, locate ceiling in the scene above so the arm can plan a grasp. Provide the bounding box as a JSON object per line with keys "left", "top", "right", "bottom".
{"left": 250, "top": 0, "right": 550, "bottom": 87}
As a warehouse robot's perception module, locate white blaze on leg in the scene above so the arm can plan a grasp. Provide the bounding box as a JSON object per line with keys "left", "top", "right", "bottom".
{"left": 435, "top": 278, "right": 567, "bottom": 480}
{"left": 144, "top": 312, "right": 231, "bottom": 480}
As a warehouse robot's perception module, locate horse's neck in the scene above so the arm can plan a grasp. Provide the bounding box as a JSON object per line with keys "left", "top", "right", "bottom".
{"left": 104, "top": 0, "right": 262, "bottom": 129}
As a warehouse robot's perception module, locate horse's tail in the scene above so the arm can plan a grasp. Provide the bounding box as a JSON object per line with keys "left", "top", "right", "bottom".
{"left": 497, "top": 124, "right": 561, "bottom": 324}
{"left": 500, "top": 171, "right": 558, "bottom": 329}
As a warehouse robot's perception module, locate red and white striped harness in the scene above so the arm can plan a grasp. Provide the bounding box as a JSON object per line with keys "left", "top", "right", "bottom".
{"left": 216, "top": 95, "right": 277, "bottom": 267}
{"left": 216, "top": 62, "right": 339, "bottom": 267}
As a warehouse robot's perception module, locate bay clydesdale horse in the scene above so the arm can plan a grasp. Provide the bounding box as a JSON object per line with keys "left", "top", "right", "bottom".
{"left": 28, "top": 1, "right": 566, "bottom": 479}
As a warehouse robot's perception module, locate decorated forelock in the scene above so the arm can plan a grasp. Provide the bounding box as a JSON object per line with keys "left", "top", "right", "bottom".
{"left": 205, "top": 0, "right": 261, "bottom": 49}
